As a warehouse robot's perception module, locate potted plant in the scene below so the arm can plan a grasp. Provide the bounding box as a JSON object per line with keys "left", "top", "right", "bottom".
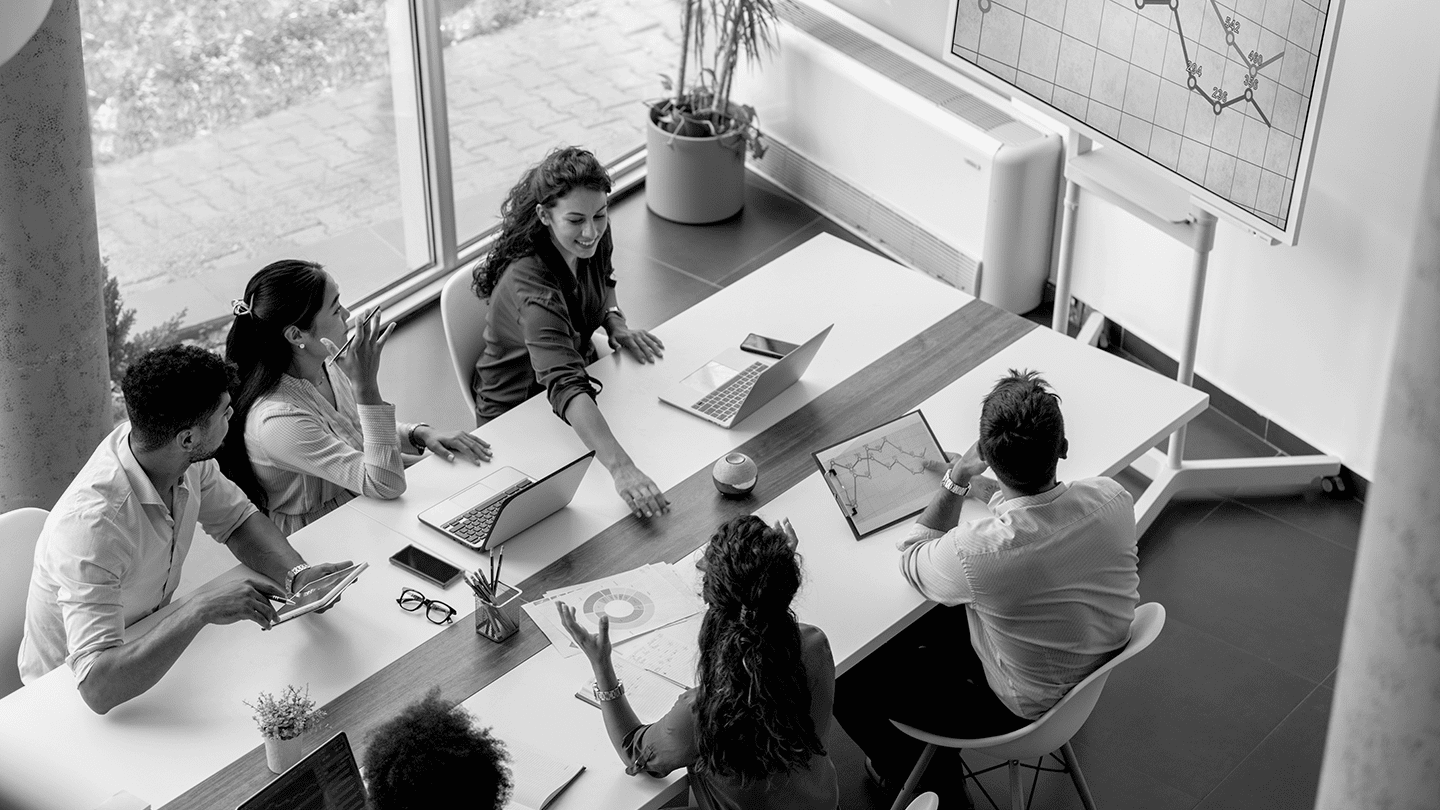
{"left": 246, "top": 685, "right": 326, "bottom": 773}
{"left": 645, "top": 0, "right": 784, "bottom": 223}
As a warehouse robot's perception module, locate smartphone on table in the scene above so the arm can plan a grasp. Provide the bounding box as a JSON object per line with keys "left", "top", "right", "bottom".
{"left": 740, "top": 333, "right": 800, "bottom": 359}
{"left": 389, "top": 545, "right": 463, "bottom": 588}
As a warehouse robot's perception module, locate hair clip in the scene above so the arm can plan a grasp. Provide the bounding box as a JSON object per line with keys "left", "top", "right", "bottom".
{"left": 231, "top": 297, "right": 253, "bottom": 317}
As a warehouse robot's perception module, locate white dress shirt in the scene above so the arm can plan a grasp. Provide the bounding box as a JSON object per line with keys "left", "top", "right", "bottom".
{"left": 899, "top": 477, "right": 1139, "bottom": 719}
{"left": 19, "top": 423, "right": 258, "bottom": 684}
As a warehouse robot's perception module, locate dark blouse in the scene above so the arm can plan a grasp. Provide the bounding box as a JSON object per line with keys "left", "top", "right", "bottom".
{"left": 472, "top": 233, "right": 616, "bottom": 422}
{"left": 621, "top": 624, "right": 840, "bottom": 810}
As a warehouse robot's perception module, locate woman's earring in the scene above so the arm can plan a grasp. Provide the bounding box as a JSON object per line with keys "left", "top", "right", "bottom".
{"left": 299, "top": 343, "right": 306, "bottom": 350}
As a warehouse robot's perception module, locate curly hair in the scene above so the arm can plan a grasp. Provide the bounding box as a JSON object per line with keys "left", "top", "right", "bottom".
{"left": 471, "top": 146, "right": 613, "bottom": 299}
{"left": 977, "top": 368, "right": 1066, "bottom": 494}
{"left": 217, "top": 259, "right": 330, "bottom": 509}
{"left": 363, "top": 690, "right": 512, "bottom": 810}
{"left": 120, "top": 344, "right": 239, "bottom": 451}
{"left": 693, "top": 516, "right": 825, "bottom": 785}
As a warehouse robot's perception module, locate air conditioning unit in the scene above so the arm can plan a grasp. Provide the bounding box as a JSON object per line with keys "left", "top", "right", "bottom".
{"left": 733, "top": 0, "right": 1062, "bottom": 313}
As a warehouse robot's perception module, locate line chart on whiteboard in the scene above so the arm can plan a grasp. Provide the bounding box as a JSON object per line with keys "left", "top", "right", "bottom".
{"left": 815, "top": 411, "right": 946, "bottom": 537}
{"left": 950, "top": 0, "right": 1329, "bottom": 230}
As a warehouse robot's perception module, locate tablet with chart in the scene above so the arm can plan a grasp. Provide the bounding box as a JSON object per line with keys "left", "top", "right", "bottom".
{"left": 814, "top": 410, "right": 947, "bottom": 539}
{"left": 944, "top": 0, "right": 1344, "bottom": 244}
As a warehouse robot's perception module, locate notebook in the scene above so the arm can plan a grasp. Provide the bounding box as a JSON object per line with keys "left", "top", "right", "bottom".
{"left": 658, "top": 325, "right": 833, "bottom": 428}
{"left": 418, "top": 452, "right": 594, "bottom": 552}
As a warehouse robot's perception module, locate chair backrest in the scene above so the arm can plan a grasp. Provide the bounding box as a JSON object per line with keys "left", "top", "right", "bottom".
{"left": 894, "top": 603, "right": 1166, "bottom": 761}
{"left": 980, "top": 602, "right": 1166, "bottom": 760}
{"left": 904, "top": 791, "right": 940, "bottom": 810}
{"left": 0, "top": 507, "right": 49, "bottom": 697}
{"left": 440, "top": 268, "right": 489, "bottom": 422}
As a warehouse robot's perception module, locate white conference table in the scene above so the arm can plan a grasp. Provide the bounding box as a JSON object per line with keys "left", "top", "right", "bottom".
{"left": 0, "top": 234, "right": 1205, "bottom": 810}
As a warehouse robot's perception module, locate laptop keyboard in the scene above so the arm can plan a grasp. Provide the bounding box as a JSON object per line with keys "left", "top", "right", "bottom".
{"left": 693, "top": 361, "right": 768, "bottom": 422}
{"left": 442, "top": 479, "right": 534, "bottom": 549}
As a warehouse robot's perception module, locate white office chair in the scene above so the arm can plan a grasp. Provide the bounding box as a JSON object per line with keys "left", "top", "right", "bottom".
{"left": 904, "top": 791, "right": 940, "bottom": 810}
{"left": 887, "top": 603, "right": 1167, "bottom": 810}
{"left": 0, "top": 507, "right": 49, "bottom": 697}
{"left": 440, "top": 268, "right": 489, "bottom": 424}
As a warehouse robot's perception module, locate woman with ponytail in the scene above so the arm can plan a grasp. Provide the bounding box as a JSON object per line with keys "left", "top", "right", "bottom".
{"left": 220, "top": 260, "right": 492, "bottom": 534}
{"left": 472, "top": 146, "right": 668, "bottom": 520}
{"left": 558, "top": 515, "right": 838, "bottom": 810}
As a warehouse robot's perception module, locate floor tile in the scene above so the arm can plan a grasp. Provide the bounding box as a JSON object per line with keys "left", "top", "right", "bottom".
{"left": 1157, "top": 406, "right": 1279, "bottom": 461}
{"left": 1193, "top": 685, "right": 1333, "bottom": 810}
{"left": 1139, "top": 502, "right": 1354, "bottom": 684}
{"left": 714, "top": 216, "right": 881, "bottom": 286}
{"left": 380, "top": 304, "right": 477, "bottom": 431}
{"left": 961, "top": 738, "right": 1199, "bottom": 810}
{"left": 1072, "top": 617, "right": 1316, "bottom": 799}
{"left": 1137, "top": 497, "right": 1220, "bottom": 545}
{"left": 608, "top": 174, "right": 821, "bottom": 285}
{"left": 1232, "top": 493, "right": 1364, "bottom": 551}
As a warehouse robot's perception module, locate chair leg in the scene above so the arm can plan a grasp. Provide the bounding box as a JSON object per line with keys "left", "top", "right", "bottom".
{"left": 1060, "top": 741, "right": 1099, "bottom": 810}
{"left": 889, "top": 743, "right": 938, "bottom": 810}
{"left": 1008, "top": 760, "right": 1023, "bottom": 810}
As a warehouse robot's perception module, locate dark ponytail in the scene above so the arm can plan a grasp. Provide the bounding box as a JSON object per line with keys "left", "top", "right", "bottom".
{"left": 217, "top": 260, "right": 329, "bottom": 509}
{"left": 694, "top": 516, "right": 825, "bottom": 785}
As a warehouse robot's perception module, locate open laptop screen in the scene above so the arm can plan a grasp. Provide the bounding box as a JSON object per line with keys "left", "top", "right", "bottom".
{"left": 238, "top": 732, "right": 367, "bottom": 810}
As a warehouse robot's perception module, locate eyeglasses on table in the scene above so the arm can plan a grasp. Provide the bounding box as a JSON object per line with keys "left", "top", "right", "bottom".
{"left": 396, "top": 587, "right": 456, "bottom": 625}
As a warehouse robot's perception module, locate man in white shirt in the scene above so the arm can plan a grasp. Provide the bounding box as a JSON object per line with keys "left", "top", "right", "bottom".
{"left": 19, "top": 345, "right": 351, "bottom": 713}
{"left": 834, "top": 369, "right": 1139, "bottom": 792}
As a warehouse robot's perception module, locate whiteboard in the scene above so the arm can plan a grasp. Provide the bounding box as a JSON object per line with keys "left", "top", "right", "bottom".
{"left": 942, "top": 0, "right": 1345, "bottom": 245}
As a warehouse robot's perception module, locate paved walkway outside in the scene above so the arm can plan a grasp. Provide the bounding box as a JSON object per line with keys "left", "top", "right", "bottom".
{"left": 98, "top": 0, "right": 680, "bottom": 331}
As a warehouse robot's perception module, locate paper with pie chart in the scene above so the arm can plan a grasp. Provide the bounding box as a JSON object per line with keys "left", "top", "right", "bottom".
{"left": 523, "top": 563, "right": 704, "bottom": 657}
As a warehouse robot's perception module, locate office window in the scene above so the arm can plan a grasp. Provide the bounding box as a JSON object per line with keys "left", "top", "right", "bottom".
{"left": 441, "top": 0, "right": 680, "bottom": 243}
{"left": 85, "top": 0, "right": 429, "bottom": 347}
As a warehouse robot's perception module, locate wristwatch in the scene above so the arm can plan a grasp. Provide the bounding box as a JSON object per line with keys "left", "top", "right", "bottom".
{"left": 603, "top": 306, "right": 625, "bottom": 328}
{"left": 284, "top": 563, "right": 312, "bottom": 595}
{"left": 593, "top": 681, "right": 626, "bottom": 702}
{"left": 941, "top": 470, "right": 971, "bottom": 497}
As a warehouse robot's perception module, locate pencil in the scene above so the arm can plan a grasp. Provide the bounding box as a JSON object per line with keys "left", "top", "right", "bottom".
{"left": 334, "top": 307, "right": 379, "bottom": 358}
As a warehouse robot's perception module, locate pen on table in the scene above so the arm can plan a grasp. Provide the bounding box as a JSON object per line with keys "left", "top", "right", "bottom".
{"left": 334, "top": 307, "right": 379, "bottom": 358}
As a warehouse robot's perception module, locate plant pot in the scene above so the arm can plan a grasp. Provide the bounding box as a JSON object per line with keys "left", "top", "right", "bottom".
{"left": 645, "top": 108, "right": 747, "bottom": 224}
{"left": 264, "top": 734, "right": 306, "bottom": 774}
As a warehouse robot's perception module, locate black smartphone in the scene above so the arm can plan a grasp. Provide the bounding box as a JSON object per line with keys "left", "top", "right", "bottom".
{"left": 740, "top": 333, "right": 800, "bottom": 359}
{"left": 389, "top": 545, "right": 462, "bottom": 588}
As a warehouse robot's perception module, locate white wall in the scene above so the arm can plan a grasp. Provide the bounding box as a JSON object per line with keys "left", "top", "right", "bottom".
{"left": 820, "top": 0, "right": 1438, "bottom": 480}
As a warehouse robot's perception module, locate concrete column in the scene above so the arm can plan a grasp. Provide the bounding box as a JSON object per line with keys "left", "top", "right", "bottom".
{"left": 1313, "top": 99, "right": 1440, "bottom": 805}
{"left": 0, "top": 0, "right": 112, "bottom": 511}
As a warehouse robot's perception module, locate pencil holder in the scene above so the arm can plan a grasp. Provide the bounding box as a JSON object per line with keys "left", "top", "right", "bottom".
{"left": 474, "top": 582, "right": 523, "bottom": 643}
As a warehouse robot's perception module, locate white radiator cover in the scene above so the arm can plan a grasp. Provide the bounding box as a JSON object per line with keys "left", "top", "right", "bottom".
{"left": 732, "top": 0, "right": 1062, "bottom": 313}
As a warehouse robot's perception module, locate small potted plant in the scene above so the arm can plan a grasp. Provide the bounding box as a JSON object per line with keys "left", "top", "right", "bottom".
{"left": 246, "top": 685, "right": 326, "bottom": 773}
{"left": 646, "top": 0, "right": 785, "bottom": 224}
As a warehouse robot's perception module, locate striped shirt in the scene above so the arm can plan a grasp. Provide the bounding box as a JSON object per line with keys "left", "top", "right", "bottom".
{"left": 244, "top": 361, "right": 413, "bottom": 535}
{"left": 899, "top": 477, "right": 1139, "bottom": 719}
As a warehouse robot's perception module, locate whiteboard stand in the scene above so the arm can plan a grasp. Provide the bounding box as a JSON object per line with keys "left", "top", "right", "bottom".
{"left": 1052, "top": 141, "right": 1341, "bottom": 538}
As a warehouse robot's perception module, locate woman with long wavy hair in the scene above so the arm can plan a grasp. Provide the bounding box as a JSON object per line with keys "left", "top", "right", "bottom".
{"left": 558, "top": 515, "right": 839, "bottom": 809}
{"left": 219, "top": 260, "right": 491, "bottom": 534}
{"left": 471, "top": 146, "right": 668, "bottom": 519}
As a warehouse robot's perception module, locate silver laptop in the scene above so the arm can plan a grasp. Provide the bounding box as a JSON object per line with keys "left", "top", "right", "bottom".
{"left": 419, "top": 452, "right": 594, "bottom": 552}
{"left": 659, "top": 325, "right": 833, "bottom": 428}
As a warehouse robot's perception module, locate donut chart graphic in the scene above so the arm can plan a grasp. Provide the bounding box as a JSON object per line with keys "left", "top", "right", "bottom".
{"left": 582, "top": 587, "right": 656, "bottom": 628}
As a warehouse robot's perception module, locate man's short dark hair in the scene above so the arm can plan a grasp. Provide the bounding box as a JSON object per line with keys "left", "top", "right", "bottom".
{"left": 977, "top": 369, "right": 1065, "bottom": 494}
{"left": 120, "top": 345, "right": 239, "bottom": 451}
{"left": 363, "top": 692, "right": 511, "bottom": 810}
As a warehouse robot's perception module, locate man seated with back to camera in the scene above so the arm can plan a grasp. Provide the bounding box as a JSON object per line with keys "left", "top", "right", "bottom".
{"left": 833, "top": 369, "right": 1139, "bottom": 793}
{"left": 18, "top": 345, "right": 351, "bottom": 713}
{"left": 363, "top": 690, "right": 512, "bottom": 810}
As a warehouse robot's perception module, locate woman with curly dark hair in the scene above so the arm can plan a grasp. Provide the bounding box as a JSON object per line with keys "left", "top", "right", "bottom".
{"left": 471, "top": 146, "right": 669, "bottom": 519}
{"left": 558, "top": 515, "right": 839, "bottom": 809}
{"left": 363, "top": 690, "right": 512, "bottom": 810}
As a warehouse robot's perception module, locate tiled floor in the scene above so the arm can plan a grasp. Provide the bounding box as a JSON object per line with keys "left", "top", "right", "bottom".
{"left": 380, "top": 173, "right": 1362, "bottom": 810}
